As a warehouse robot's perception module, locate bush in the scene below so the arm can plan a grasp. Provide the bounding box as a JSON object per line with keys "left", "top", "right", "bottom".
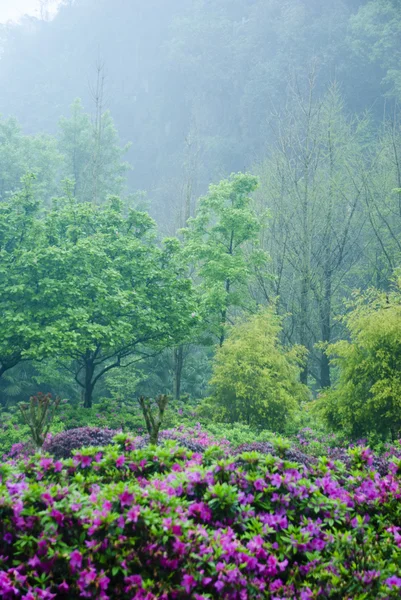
{"left": 55, "top": 397, "right": 200, "bottom": 434}
{"left": 0, "top": 413, "right": 31, "bottom": 458}
{"left": 204, "top": 308, "right": 309, "bottom": 432}
{"left": 43, "top": 426, "right": 118, "bottom": 459}
{"left": 0, "top": 411, "right": 65, "bottom": 458}
{"left": 2, "top": 434, "right": 401, "bottom": 598}
{"left": 317, "top": 278, "right": 401, "bottom": 440}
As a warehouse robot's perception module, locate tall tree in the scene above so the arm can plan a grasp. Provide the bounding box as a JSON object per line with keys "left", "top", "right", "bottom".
{"left": 0, "top": 116, "right": 62, "bottom": 202}
{"left": 183, "top": 172, "right": 268, "bottom": 346}
{"left": 254, "top": 79, "right": 366, "bottom": 387}
{"left": 360, "top": 110, "right": 401, "bottom": 288}
{"left": 58, "top": 96, "right": 130, "bottom": 205}
{"left": 350, "top": 0, "right": 401, "bottom": 101}
{"left": 0, "top": 178, "right": 47, "bottom": 379}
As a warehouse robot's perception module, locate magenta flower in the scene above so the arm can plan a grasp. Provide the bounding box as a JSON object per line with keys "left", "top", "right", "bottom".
{"left": 69, "top": 550, "right": 83, "bottom": 571}
{"left": 116, "top": 456, "right": 126, "bottom": 468}
{"left": 386, "top": 575, "right": 401, "bottom": 588}
{"left": 119, "top": 489, "right": 134, "bottom": 507}
{"left": 58, "top": 581, "right": 69, "bottom": 592}
{"left": 254, "top": 478, "right": 267, "bottom": 491}
{"left": 127, "top": 505, "right": 141, "bottom": 523}
{"left": 182, "top": 574, "right": 196, "bottom": 593}
{"left": 39, "top": 458, "right": 53, "bottom": 471}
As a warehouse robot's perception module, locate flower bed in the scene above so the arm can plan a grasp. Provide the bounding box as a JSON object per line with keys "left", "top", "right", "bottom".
{"left": 1, "top": 431, "right": 401, "bottom": 598}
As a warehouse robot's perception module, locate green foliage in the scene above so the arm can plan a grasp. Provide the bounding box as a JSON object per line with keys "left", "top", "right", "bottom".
{"left": 0, "top": 116, "right": 62, "bottom": 202}
{"left": 58, "top": 98, "right": 131, "bottom": 204}
{"left": 317, "top": 277, "right": 401, "bottom": 439}
{"left": 204, "top": 307, "right": 309, "bottom": 432}
{"left": 0, "top": 178, "right": 46, "bottom": 378}
{"left": 0, "top": 185, "right": 195, "bottom": 407}
{"left": 0, "top": 413, "right": 31, "bottom": 457}
{"left": 183, "top": 172, "right": 268, "bottom": 345}
{"left": 28, "top": 195, "right": 194, "bottom": 406}
{"left": 18, "top": 392, "right": 61, "bottom": 448}
{"left": 350, "top": 0, "right": 401, "bottom": 99}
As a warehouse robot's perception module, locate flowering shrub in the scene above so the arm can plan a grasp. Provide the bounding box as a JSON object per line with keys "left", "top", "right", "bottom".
{"left": 42, "top": 427, "right": 119, "bottom": 459}
{"left": 2, "top": 430, "right": 401, "bottom": 598}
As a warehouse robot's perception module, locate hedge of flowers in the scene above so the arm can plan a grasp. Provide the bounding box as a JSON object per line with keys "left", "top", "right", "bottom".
{"left": 2, "top": 429, "right": 401, "bottom": 598}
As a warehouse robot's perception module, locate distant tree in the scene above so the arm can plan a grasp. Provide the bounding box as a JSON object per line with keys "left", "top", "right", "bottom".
{"left": 317, "top": 276, "right": 401, "bottom": 440}
{"left": 58, "top": 96, "right": 130, "bottom": 205}
{"left": 183, "top": 172, "right": 268, "bottom": 346}
{"left": 360, "top": 115, "right": 401, "bottom": 287}
{"left": 0, "top": 116, "right": 62, "bottom": 201}
{"left": 254, "top": 79, "right": 366, "bottom": 388}
{"left": 350, "top": 0, "right": 401, "bottom": 100}
{"left": 204, "top": 308, "right": 308, "bottom": 432}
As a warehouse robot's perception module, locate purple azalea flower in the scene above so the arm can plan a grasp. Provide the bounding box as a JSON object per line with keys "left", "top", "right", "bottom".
{"left": 386, "top": 575, "right": 401, "bottom": 588}
{"left": 69, "top": 550, "right": 83, "bottom": 571}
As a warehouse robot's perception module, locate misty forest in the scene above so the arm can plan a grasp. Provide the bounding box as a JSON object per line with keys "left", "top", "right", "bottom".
{"left": 2, "top": 0, "right": 401, "bottom": 598}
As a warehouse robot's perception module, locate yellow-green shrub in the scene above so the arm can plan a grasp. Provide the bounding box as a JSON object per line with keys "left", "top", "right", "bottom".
{"left": 204, "top": 308, "right": 309, "bottom": 432}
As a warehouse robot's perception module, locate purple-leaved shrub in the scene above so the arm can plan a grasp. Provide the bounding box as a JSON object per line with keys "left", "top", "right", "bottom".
{"left": 42, "top": 427, "right": 118, "bottom": 459}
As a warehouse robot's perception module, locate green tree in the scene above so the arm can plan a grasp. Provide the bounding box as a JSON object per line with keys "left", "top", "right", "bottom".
{"left": 183, "top": 172, "right": 268, "bottom": 346}
{"left": 37, "top": 194, "right": 195, "bottom": 407}
{"left": 254, "top": 80, "right": 367, "bottom": 388}
{"left": 0, "top": 177, "right": 45, "bottom": 379}
{"left": 204, "top": 308, "right": 308, "bottom": 432}
{"left": 350, "top": 0, "right": 401, "bottom": 100}
{"left": 318, "top": 276, "right": 401, "bottom": 440}
{"left": 58, "top": 97, "right": 130, "bottom": 205}
{"left": 0, "top": 116, "right": 62, "bottom": 201}
{"left": 360, "top": 117, "right": 401, "bottom": 288}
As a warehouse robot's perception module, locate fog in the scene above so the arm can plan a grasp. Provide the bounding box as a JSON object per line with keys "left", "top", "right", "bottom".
{"left": 1, "top": 0, "right": 393, "bottom": 228}
{"left": 0, "top": 0, "right": 60, "bottom": 22}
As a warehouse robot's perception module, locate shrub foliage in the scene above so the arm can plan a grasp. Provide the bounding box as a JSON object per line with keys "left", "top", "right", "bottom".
{"left": 205, "top": 308, "right": 308, "bottom": 431}
{"left": 1, "top": 431, "right": 401, "bottom": 598}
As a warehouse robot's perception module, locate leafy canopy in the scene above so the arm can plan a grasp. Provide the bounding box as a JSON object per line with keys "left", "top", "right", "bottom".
{"left": 183, "top": 172, "right": 268, "bottom": 345}
{"left": 0, "top": 187, "right": 195, "bottom": 407}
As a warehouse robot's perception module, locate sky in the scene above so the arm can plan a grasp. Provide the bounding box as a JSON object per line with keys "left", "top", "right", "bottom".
{"left": 0, "top": 0, "right": 61, "bottom": 23}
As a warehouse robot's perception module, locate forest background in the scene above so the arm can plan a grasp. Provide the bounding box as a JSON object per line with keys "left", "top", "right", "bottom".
{"left": 1, "top": 0, "right": 401, "bottom": 447}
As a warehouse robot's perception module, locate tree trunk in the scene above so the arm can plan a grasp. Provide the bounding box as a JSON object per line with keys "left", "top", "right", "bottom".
{"left": 219, "top": 278, "right": 231, "bottom": 347}
{"left": 299, "top": 272, "right": 309, "bottom": 385}
{"left": 0, "top": 355, "right": 21, "bottom": 379}
{"left": 173, "top": 346, "right": 184, "bottom": 400}
{"left": 83, "top": 359, "right": 95, "bottom": 408}
{"left": 320, "top": 267, "right": 332, "bottom": 388}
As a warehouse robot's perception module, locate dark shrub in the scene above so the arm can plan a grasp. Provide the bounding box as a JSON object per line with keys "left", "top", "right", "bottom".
{"left": 43, "top": 426, "right": 118, "bottom": 458}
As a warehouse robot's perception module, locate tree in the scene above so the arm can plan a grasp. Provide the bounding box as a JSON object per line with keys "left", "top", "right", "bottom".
{"left": 350, "top": 0, "right": 401, "bottom": 101}
{"left": 58, "top": 97, "right": 130, "bottom": 205}
{"left": 360, "top": 113, "right": 401, "bottom": 288}
{"left": 204, "top": 308, "right": 308, "bottom": 432}
{"left": 254, "top": 79, "right": 366, "bottom": 388}
{"left": 317, "top": 277, "right": 401, "bottom": 440}
{"left": 37, "top": 193, "right": 195, "bottom": 407}
{"left": 183, "top": 172, "right": 268, "bottom": 346}
{"left": 0, "top": 177, "right": 46, "bottom": 379}
{"left": 0, "top": 116, "right": 62, "bottom": 202}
